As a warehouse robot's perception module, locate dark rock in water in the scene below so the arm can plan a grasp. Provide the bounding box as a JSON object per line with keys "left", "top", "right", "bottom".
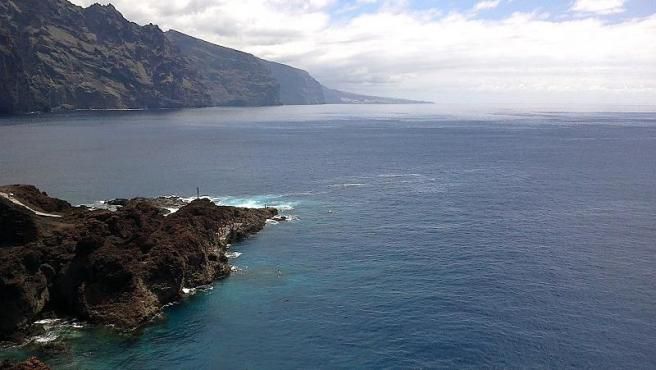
{"left": 0, "top": 185, "right": 277, "bottom": 342}
{"left": 0, "top": 357, "right": 51, "bottom": 370}
{"left": 127, "top": 196, "right": 188, "bottom": 213}
{"left": 105, "top": 198, "right": 128, "bottom": 207}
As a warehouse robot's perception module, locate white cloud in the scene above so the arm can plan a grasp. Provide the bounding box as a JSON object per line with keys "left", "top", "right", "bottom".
{"left": 69, "top": 0, "right": 656, "bottom": 107}
{"left": 570, "top": 0, "right": 626, "bottom": 15}
{"left": 473, "top": 0, "right": 502, "bottom": 12}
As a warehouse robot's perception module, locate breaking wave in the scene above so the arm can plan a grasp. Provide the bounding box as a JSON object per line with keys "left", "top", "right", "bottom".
{"left": 88, "top": 194, "right": 299, "bottom": 214}
{"left": 28, "top": 319, "right": 85, "bottom": 344}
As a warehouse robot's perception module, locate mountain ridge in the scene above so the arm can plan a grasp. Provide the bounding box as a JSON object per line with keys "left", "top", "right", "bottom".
{"left": 0, "top": 0, "right": 428, "bottom": 114}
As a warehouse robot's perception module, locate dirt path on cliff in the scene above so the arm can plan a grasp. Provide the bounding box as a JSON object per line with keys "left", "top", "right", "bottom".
{"left": 0, "top": 192, "right": 62, "bottom": 218}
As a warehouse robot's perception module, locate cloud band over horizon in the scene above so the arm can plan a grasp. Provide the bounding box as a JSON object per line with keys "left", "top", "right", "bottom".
{"left": 70, "top": 0, "right": 656, "bottom": 107}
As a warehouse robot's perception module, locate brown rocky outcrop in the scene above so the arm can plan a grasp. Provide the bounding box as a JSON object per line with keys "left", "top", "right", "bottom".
{"left": 0, "top": 357, "right": 51, "bottom": 370}
{"left": 0, "top": 185, "right": 276, "bottom": 342}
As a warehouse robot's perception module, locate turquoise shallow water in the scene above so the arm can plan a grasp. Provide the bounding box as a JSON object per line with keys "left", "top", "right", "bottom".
{"left": 1, "top": 106, "right": 655, "bottom": 368}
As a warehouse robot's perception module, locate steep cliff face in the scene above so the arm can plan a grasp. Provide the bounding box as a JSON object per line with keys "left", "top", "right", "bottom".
{"left": 261, "top": 61, "right": 327, "bottom": 105}
{"left": 0, "top": 0, "right": 211, "bottom": 113}
{"left": 0, "top": 0, "right": 427, "bottom": 114}
{"left": 165, "top": 30, "right": 280, "bottom": 106}
{"left": 165, "top": 30, "right": 326, "bottom": 106}
{"left": 0, "top": 1, "right": 38, "bottom": 113}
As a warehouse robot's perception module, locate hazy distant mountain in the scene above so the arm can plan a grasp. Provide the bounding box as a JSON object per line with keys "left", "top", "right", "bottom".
{"left": 167, "top": 32, "right": 429, "bottom": 106}
{"left": 0, "top": 0, "right": 428, "bottom": 114}
{"left": 260, "top": 60, "right": 326, "bottom": 105}
{"left": 322, "top": 88, "right": 431, "bottom": 104}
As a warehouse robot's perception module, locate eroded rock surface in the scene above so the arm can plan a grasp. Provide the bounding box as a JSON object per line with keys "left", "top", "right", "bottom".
{"left": 0, "top": 357, "right": 51, "bottom": 370}
{"left": 0, "top": 185, "right": 276, "bottom": 341}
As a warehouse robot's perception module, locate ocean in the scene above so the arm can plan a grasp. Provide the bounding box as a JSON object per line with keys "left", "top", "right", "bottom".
{"left": 1, "top": 105, "right": 655, "bottom": 368}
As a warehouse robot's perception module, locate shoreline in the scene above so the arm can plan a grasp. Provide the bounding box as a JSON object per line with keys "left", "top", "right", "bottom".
{"left": 0, "top": 102, "right": 433, "bottom": 118}
{"left": 0, "top": 184, "right": 278, "bottom": 344}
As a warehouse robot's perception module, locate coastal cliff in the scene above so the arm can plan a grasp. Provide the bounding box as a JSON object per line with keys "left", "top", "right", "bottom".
{"left": 0, "top": 0, "right": 427, "bottom": 114}
{"left": 0, "top": 0, "right": 212, "bottom": 113}
{"left": 261, "top": 60, "right": 326, "bottom": 105}
{"left": 164, "top": 30, "right": 280, "bottom": 107}
{"left": 0, "top": 185, "right": 277, "bottom": 342}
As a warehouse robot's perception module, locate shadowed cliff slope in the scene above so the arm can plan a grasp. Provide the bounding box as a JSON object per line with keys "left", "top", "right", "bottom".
{"left": 165, "top": 30, "right": 280, "bottom": 107}
{"left": 261, "top": 60, "right": 326, "bottom": 105}
{"left": 0, "top": 0, "right": 211, "bottom": 113}
{"left": 168, "top": 32, "right": 431, "bottom": 106}
{"left": 0, "top": 0, "right": 427, "bottom": 114}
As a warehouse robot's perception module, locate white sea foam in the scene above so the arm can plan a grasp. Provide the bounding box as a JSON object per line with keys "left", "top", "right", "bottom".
{"left": 178, "top": 196, "right": 214, "bottom": 203}
{"left": 33, "top": 332, "right": 59, "bottom": 344}
{"left": 34, "top": 319, "right": 62, "bottom": 325}
{"left": 89, "top": 193, "right": 298, "bottom": 216}
{"left": 378, "top": 173, "right": 423, "bottom": 178}
{"left": 80, "top": 201, "right": 120, "bottom": 212}
{"left": 181, "top": 285, "right": 213, "bottom": 296}
{"left": 266, "top": 214, "right": 300, "bottom": 224}
{"left": 328, "top": 183, "right": 367, "bottom": 188}
{"left": 282, "top": 191, "right": 316, "bottom": 196}
{"left": 175, "top": 194, "right": 297, "bottom": 211}
{"left": 230, "top": 265, "right": 245, "bottom": 272}
{"left": 29, "top": 318, "right": 85, "bottom": 344}
{"left": 212, "top": 195, "right": 297, "bottom": 211}
{"left": 226, "top": 251, "right": 242, "bottom": 258}
{"left": 163, "top": 207, "right": 180, "bottom": 215}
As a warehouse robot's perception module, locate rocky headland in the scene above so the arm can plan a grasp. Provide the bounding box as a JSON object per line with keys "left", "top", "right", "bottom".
{"left": 0, "top": 184, "right": 277, "bottom": 343}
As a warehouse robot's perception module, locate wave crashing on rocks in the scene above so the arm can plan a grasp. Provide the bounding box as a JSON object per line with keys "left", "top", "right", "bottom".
{"left": 0, "top": 184, "right": 278, "bottom": 344}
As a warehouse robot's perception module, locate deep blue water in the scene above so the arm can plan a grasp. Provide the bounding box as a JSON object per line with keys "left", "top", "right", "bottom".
{"left": 1, "top": 105, "right": 655, "bottom": 369}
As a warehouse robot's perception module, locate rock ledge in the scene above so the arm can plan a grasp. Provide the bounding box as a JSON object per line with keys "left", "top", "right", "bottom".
{"left": 0, "top": 185, "right": 276, "bottom": 342}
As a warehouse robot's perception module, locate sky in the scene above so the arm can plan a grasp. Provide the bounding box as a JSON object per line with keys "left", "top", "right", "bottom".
{"left": 69, "top": 0, "right": 656, "bottom": 107}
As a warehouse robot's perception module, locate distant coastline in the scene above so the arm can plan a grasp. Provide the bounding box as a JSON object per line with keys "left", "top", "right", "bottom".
{"left": 0, "top": 102, "right": 433, "bottom": 118}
